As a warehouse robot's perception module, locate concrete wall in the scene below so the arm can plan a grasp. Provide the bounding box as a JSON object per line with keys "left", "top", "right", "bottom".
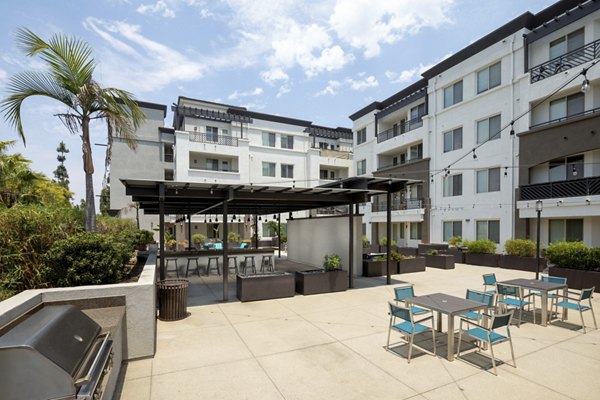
{"left": 287, "top": 215, "right": 363, "bottom": 275}
{"left": 0, "top": 252, "right": 157, "bottom": 360}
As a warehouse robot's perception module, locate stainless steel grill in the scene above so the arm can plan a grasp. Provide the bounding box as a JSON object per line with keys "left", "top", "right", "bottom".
{"left": 0, "top": 304, "right": 114, "bottom": 400}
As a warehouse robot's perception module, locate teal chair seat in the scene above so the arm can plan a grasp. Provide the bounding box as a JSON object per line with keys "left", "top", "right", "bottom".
{"left": 393, "top": 320, "right": 431, "bottom": 335}
{"left": 499, "top": 297, "right": 529, "bottom": 308}
{"left": 463, "top": 327, "right": 506, "bottom": 344}
{"left": 410, "top": 306, "right": 429, "bottom": 315}
{"left": 462, "top": 311, "right": 482, "bottom": 320}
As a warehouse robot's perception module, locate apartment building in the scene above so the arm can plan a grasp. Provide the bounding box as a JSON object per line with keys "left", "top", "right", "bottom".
{"left": 351, "top": 0, "right": 600, "bottom": 248}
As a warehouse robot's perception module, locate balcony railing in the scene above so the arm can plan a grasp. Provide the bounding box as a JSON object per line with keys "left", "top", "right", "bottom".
{"left": 164, "top": 154, "right": 173, "bottom": 163}
{"left": 376, "top": 156, "right": 423, "bottom": 172}
{"left": 377, "top": 116, "right": 424, "bottom": 143}
{"left": 530, "top": 38, "right": 600, "bottom": 83}
{"left": 315, "top": 205, "right": 349, "bottom": 215}
{"left": 372, "top": 199, "right": 423, "bottom": 212}
{"left": 529, "top": 106, "right": 600, "bottom": 129}
{"left": 189, "top": 132, "right": 238, "bottom": 147}
{"left": 520, "top": 176, "right": 600, "bottom": 200}
{"left": 190, "top": 165, "right": 239, "bottom": 173}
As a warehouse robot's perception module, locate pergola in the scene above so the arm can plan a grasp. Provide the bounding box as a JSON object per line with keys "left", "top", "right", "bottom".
{"left": 121, "top": 177, "right": 418, "bottom": 300}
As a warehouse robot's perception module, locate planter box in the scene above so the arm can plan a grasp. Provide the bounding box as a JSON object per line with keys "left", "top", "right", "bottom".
{"left": 295, "top": 269, "right": 348, "bottom": 295}
{"left": 443, "top": 248, "right": 465, "bottom": 264}
{"left": 464, "top": 253, "right": 500, "bottom": 268}
{"left": 418, "top": 243, "right": 449, "bottom": 255}
{"left": 425, "top": 254, "right": 455, "bottom": 269}
{"left": 396, "top": 247, "right": 419, "bottom": 257}
{"left": 362, "top": 260, "right": 388, "bottom": 277}
{"left": 398, "top": 257, "right": 426, "bottom": 274}
{"left": 499, "top": 255, "right": 546, "bottom": 272}
{"left": 549, "top": 266, "right": 600, "bottom": 292}
{"left": 236, "top": 272, "right": 295, "bottom": 302}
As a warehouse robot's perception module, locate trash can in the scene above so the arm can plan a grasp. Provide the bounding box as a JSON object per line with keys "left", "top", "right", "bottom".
{"left": 157, "top": 279, "right": 189, "bottom": 321}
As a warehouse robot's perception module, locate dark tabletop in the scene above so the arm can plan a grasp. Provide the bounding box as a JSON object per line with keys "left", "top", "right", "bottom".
{"left": 407, "top": 293, "right": 487, "bottom": 315}
{"left": 499, "top": 278, "right": 567, "bottom": 292}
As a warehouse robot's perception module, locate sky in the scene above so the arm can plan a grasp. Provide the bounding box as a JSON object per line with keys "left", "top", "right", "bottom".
{"left": 0, "top": 0, "right": 557, "bottom": 206}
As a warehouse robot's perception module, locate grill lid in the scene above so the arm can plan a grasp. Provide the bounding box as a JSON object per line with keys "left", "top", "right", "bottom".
{"left": 0, "top": 304, "right": 101, "bottom": 377}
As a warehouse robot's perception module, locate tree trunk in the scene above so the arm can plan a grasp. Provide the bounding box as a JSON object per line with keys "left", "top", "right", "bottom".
{"left": 82, "top": 117, "right": 96, "bottom": 232}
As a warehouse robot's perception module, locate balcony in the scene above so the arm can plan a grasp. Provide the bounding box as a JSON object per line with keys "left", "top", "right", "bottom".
{"left": 164, "top": 154, "right": 174, "bottom": 163}
{"left": 376, "top": 156, "right": 423, "bottom": 172}
{"left": 520, "top": 176, "right": 600, "bottom": 200}
{"left": 377, "top": 116, "right": 423, "bottom": 143}
{"left": 530, "top": 38, "right": 600, "bottom": 83}
{"left": 189, "top": 132, "right": 238, "bottom": 147}
{"left": 530, "top": 107, "right": 600, "bottom": 130}
{"left": 372, "top": 199, "right": 423, "bottom": 212}
{"left": 190, "top": 165, "right": 239, "bottom": 173}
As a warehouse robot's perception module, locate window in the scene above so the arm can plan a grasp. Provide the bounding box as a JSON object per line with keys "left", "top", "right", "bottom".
{"left": 477, "top": 62, "right": 501, "bottom": 93}
{"left": 443, "top": 128, "right": 463, "bottom": 152}
{"left": 222, "top": 161, "right": 229, "bottom": 172}
{"left": 443, "top": 174, "right": 462, "bottom": 197}
{"left": 409, "top": 143, "right": 423, "bottom": 161}
{"left": 444, "top": 80, "right": 463, "bottom": 108}
{"left": 206, "top": 126, "right": 218, "bottom": 142}
{"left": 409, "top": 103, "right": 426, "bottom": 127}
{"left": 443, "top": 221, "right": 462, "bottom": 242}
{"left": 262, "top": 132, "right": 276, "bottom": 147}
{"left": 356, "top": 128, "right": 367, "bottom": 145}
{"left": 163, "top": 144, "right": 173, "bottom": 162}
{"left": 320, "top": 170, "right": 329, "bottom": 179}
{"left": 549, "top": 28, "right": 584, "bottom": 60}
{"left": 477, "top": 114, "right": 501, "bottom": 144}
{"left": 262, "top": 162, "right": 275, "bottom": 177}
{"left": 206, "top": 158, "right": 219, "bottom": 171}
{"left": 410, "top": 222, "right": 422, "bottom": 240}
{"left": 281, "top": 135, "right": 294, "bottom": 149}
{"left": 281, "top": 164, "right": 294, "bottom": 178}
{"left": 357, "top": 159, "right": 367, "bottom": 175}
{"left": 476, "top": 220, "right": 500, "bottom": 243}
{"left": 476, "top": 168, "right": 500, "bottom": 193}
{"left": 549, "top": 92, "right": 584, "bottom": 121}
{"left": 319, "top": 142, "right": 328, "bottom": 149}
{"left": 549, "top": 219, "right": 584, "bottom": 243}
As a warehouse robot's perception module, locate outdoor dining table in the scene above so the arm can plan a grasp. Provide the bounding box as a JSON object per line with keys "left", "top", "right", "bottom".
{"left": 406, "top": 293, "right": 488, "bottom": 361}
{"left": 498, "top": 278, "right": 568, "bottom": 327}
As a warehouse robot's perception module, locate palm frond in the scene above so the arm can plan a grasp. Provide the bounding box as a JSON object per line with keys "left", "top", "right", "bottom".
{"left": 95, "top": 86, "right": 146, "bottom": 150}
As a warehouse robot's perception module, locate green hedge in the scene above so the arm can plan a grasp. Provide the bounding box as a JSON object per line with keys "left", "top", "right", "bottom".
{"left": 464, "top": 239, "right": 496, "bottom": 254}
{"left": 504, "top": 239, "right": 536, "bottom": 257}
{"left": 545, "top": 241, "right": 600, "bottom": 271}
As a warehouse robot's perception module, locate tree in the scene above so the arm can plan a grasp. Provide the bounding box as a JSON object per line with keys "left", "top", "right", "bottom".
{"left": 53, "top": 141, "right": 70, "bottom": 190}
{"left": 1, "top": 28, "right": 145, "bottom": 231}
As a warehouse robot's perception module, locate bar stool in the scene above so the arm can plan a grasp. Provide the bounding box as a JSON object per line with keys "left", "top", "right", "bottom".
{"left": 242, "top": 256, "right": 256, "bottom": 275}
{"left": 207, "top": 256, "right": 221, "bottom": 276}
{"left": 227, "top": 256, "right": 238, "bottom": 274}
{"left": 260, "top": 255, "right": 274, "bottom": 272}
{"left": 185, "top": 257, "right": 201, "bottom": 277}
{"left": 165, "top": 258, "right": 179, "bottom": 278}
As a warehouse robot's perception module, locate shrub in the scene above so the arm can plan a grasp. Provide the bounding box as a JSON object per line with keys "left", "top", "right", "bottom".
{"left": 227, "top": 231, "right": 241, "bottom": 243}
{"left": 465, "top": 239, "right": 496, "bottom": 254}
{"left": 192, "top": 233, "right": 207, "bottom": 246}
{"left": 323, "top": 254, "right": 342, "bottom": 271}
{"left": 448, "top": 236, "right": 463, "bottom": 247}
{"left": 504, "top": 239, "right": 536, "bottom": 257}
{"left": 427, "top": 249, "right": 439, "bottom": 255}
{"left": 390, "top": 250, "right": 404, "bottom": 262}
{"left": 135, "top": 230, "right": 155, "bottom": 247}
{"left": 362, "top": 235, "right": 370, "bottom": 248}
{"left": 379, "top": 237, "right": 397, "bottom": 247}
{"left": 43, "top": 232, "right": 133, "bottom": 287}
{"left": 545, "top": 241, "right": 600, "bottom": 271}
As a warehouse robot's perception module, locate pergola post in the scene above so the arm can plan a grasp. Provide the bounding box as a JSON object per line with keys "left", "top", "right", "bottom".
{"left": 348, "top": 202, "right": 354, "bottom": 289}
{"left": 187, "top": 213, "right": 192, "bottom": 250}
{"left": 223, "top": 201, "right": 229, "bottom": 301}
{"left": 254, "top": 214, "right": 259, "bottom": 248}
{"left": 386, "top": 190, "right": 392, "bottom": 285}
{"left": 158, "top": 183, "right": 165, "bottom": 281}
{"left": 278, "top": 213, "right": 281, "bottom": 258}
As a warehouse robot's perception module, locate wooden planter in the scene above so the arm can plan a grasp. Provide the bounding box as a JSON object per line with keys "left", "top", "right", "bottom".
{"left": 549, "top": 266, "right": 600, "bottom": 292}
{"left": 464, "top": 253, "right": 500, "bottom": 268}
{"left": 425, "top": 254, "right": 455, "bottom": 269}
{"left": 236, "top": 272, "right": 295, "bottom": 302}
{"left": 418, "top": 243, "right": 449, "bottom": 255}
{"left": 362, "top": 260, "right": 388, "bottom": 277}
{"left": 295, "top": 269, "right": 348, "bottom": 295}
{"left": 398, "top": 257, "right": 426, "bottom": 274}
{"left": 443, "top": 248, "right": 465, "bottom": 263}
{"left": 499, "top": 255, "right": 546, "bottom": 272}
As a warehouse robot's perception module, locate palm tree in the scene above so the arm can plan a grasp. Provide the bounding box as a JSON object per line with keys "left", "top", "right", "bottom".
{"left": 1, "top": 28, "right": 145, "bottom": 231}
{"left": 0, "top": 140, "right": 39, "bottom": 208}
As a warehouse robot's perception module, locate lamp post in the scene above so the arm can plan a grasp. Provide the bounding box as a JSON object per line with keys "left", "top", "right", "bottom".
{"left": 535, "top": 200, "right": 543, "bottom": 280}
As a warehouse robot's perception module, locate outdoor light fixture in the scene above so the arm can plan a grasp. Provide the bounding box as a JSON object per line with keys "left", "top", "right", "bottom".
{"left": 273, "top": 214, "right": 277, "bottom": 220}
{"left": 472, "top": 149, "right": 477, "bottom": 159}
{"left": 258, "top": 216, "right": 262, "bottom": 221}
{"left": 581, "top": 76, "right": 590, "bottom": 93}
{"left": 504, "top": 167, "right": 508, "bottom": 177}
{"left": 572, "top": 164, "right": 578, "bottom": 176}
{"left": 210, "top": 188, "right": 214, "bottom": 195}
{"left": 535, "top": 199, "right": 543, "bottom": 280}
{"left": 209, "top": 218, "right": 212, "bottom": 223}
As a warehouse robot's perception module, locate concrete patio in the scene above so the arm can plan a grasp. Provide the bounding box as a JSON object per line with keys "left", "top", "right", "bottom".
{"left": 115, "top": 261, "right": 600, "bottom": 399}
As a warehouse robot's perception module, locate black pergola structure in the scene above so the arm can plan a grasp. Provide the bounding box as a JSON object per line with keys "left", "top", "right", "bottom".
{"left": 121, "top": 176, "right": 416, "bottom": 301}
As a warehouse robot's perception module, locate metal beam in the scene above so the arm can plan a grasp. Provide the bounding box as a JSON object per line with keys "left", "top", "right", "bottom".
{"left": 386, "top": 190, "right": 392, "bottom": 285}
{"left": 223, "top": 201, "right": 229, "bottom": 301}
{"left": 159, "top": 183, "right": 165, "bottom": 281}
{"left": 349, "top": 203, "right": 354, "bottom": 289}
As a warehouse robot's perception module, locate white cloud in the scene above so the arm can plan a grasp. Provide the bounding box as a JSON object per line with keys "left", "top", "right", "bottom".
{"left": 330, "top": 0, "right": 455, "bottom": 58}
{"left": 227, "top": 87, "right": 263, "bottom": 100}
{"left": 346, "top": 75, "right": 378, "bottom": 90}
{"left": 261, "top": 68, "right": 289, "bottom": 84}
{"left": 137, "top": 1, "right": 176, "bottom": 18}
{"left": 276, "top": 84, "right": 291, "bottom": 98}
{"left": 385, "top": 53, "right": 452, "bottom": 84}
{"left": 316, "top": 80, "right": 341, "bottom": 97}
{"left": 0, "top": 67, "right": 7, "bottom": 84}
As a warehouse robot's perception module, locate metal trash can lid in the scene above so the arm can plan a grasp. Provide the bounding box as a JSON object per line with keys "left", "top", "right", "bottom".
{"left": 157, "top": 279, "right": 189, "bottom": 289}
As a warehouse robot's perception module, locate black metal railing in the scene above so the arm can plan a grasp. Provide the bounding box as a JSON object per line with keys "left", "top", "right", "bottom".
{"left": 316, "top": 205, "right": 349, "bottom": 215}
{"left": 189, "top": 132, "right": 238, "bottom": 146}
{"left": 377, "top": 116, "right": 424, "bottom": 143}
{"left": 376, "top": 156, "right": 423, "bottom": 172}
{"left": 520, "top": 176, "right": 600, "bottom": 200}
{"left": 371, "top": 199, "right": 423, "bottom": 212}
{"left": 529, "top": 106, "right": 600, "bottom": 129}
{"left": 190, "top": 165, "right": 239, "bottom": 173}
{"left": 164, "top": 154, "right": 174, "bottom": 162}
{"left": 530, "top": 39, "right": 600, "bottom": 83}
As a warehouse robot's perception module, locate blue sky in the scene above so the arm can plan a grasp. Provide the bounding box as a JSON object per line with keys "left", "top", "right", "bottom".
{"left": 0, "top": 0, "right": 556, "bottom": 205}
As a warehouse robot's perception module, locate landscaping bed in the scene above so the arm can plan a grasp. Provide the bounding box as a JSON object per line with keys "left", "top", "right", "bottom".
{"left": 236, "top": 272, "right": 295, "bottom": 302}
{"left": 295, "top": 269, "right": 348, "bottom": 295}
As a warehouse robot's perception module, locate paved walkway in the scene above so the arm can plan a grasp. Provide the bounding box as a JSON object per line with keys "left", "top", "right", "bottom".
{"left": 116, "top": 262, "right": 600, "bottom": 399}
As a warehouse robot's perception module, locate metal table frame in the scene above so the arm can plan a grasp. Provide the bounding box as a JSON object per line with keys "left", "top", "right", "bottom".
{"left": 407, "top": 293, "right": 488, "bottom": 361}
{"left": 498, "top": 278, "right": 568, "bottom": 326}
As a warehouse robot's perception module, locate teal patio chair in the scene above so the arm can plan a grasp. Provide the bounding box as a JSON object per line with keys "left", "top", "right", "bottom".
{"left": 496, "top": 283, "right": 533, "bottom": 327}
{"left": 462, "top": 289, "right": 495, "bottom": 321}
{"left": 531, "top": 275, "right": 567, "bottom": 323}
{"left": 556, "top": 287, "right": 597, "bottom": 333}
{"left": 214, "top": 242, "right": 223, "bottom": 250}
{"left": 386, "top": 302, "right": 436, "bottom": 363}
{"left": 394, "top": 285, "right": 430, "bottom": 316}
{"left": 482, "top": 273, "right": 497, "bottom": 294}
{"left": 457, "top": 310, "right": 516, "bottom": 375}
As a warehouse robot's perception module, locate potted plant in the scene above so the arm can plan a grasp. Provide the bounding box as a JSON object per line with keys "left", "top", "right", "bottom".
{"left": 378, "top": 237, "right": 397, "bottom": 252}
{"left": 425, "top": 249, "right": 455, "bottom": 269}
{"left": 295, "top": 254, "right": 348, "bottom": 295}
{"left": 547, "top": 241, "right": 600, "bottom": 291}
{"left": 192, "top": 233, "right": 207, "bottom": 249}
{"left": 362, "top": 254, "right": 388, "bottom": 277}
{"left": 227, "top": 231, "right": 241, "bottom": 244}
{"left": 463, "top": 239, "right": 500, "bottom": 267}
{"left": 443, "top": 235, "right": 465, "bottom": 263}
{"left": 166, "top": 239, "right": 177, "bottom": 251}
{"left": 500, "top": 239, "right": 544, "bottom": 272}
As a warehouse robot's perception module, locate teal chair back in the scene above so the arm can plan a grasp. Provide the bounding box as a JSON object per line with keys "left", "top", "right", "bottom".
{"left": 491, "top": 311, "right": 513, "bottom": 330}
{"left": 483, "top": 273, "right": 497, "bottom": 286}
{"left": 541, "top": 276, "right": 567, "bottom": 285}
{"left": 389, "top": 302, "right": 412, "bottom": 322}
{"left": 214, "top": 242, "right": 223, "bottom": 250}
{"left": 466, "top": 289, "right": 494, "bottom": 308}
{"left": 581, "top": 287, "right": 595, "bottom": 300}
{"left": 240, "top": 242, "right": 249, "bottom": 249}
{"left": 497, "top": 283, "right": 519, "bottom": 297}
{"left": 394, "top": 286, "right": 416, "bottom": 302}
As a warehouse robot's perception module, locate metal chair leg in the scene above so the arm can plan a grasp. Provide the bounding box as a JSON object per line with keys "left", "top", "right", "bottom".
{"left": 489, "top": 340, "right": 497, "bottom": 376}
{"left": 509, "top": 337, "right": 516, "bottom": 368}
{"left": 457, "top": 329, "right": 463, "bottom": 359}
{"left": 407, "top": 333, "right": 414, "bottom": 363}
{"left": 580, "top": 309, "right": 586, "bottom": 334}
